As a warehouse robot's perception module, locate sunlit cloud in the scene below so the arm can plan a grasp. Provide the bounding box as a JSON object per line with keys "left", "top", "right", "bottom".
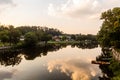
{"left": 47, "top": 58, "right": 101, "bottom": 80}
{"left": 48, "top": 0, "right": 120, "bottom": 19}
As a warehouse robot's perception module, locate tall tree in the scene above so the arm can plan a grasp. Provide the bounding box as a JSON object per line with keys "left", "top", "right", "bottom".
{"left": 8, "top": 25, "right": 21, "bottom": 45}
{"left": 0, "top": 30, "right": 9, "bottom": 43}
{"left": 24, "top": 32, "right": 38, "bottom": 46}
{"left": 97, "top": 7, "right": 120, "bottom": 48}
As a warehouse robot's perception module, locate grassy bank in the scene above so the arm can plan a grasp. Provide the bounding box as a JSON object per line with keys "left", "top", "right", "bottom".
{"left": 48, "top": 41, "right": 80, "bottom": 44}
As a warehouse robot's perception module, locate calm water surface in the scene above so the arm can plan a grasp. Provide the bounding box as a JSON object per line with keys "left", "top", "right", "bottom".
{"left": 0, "top": 46, "right": 102, "bottom": 80}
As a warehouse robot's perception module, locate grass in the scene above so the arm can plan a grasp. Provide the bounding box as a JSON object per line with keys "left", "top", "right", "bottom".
{"left": 48, "top": 41, "right": 80, "bottom": 44}
{"left": 0, "top": 42, "right": 10, "bottom": 47}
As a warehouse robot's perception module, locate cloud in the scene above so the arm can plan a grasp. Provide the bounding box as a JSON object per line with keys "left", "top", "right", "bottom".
{"left": 62, "top": 0, "right": 101, "bottom": 18}
{"left": 0, "top": 0, "right": 13, "bottom": 5}
{"left": 48, "top": 4, "right": 56, "bottom": 16}
{"left": 48, "top": 0, "right": 120, "bottom": 19}
{"left": 0, "top": 0, "right": 15, "bottom": 13}
{"left": 0, "top": 69, "right": 17, "bottom": 80}
{"left": 47, "top": 58, "right": 101, "bottom": 80}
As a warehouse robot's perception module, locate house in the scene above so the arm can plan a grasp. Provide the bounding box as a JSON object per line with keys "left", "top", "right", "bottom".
{"left": 52, "top": 36, "right": 60, "bottom": 41}
{"left": 20, "top": 36, "right": 24, "bottom": 41}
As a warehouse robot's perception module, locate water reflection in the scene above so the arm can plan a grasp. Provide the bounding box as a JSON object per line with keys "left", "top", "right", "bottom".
{"left": 71, "top": 42, "right": 98, "bottom": 49}
{"left": 47, "top": 59, "right": 101, "bottom": 80}
{"left": 22, "top": 44, "right": 65, "bottom": 60}
{"left": 95, "top": 48, "right": 112, "bottom": 80}
{"left": 0, "top": 50, "right": 22, "bottom": 66}
{"left": 0, "top": 43, "right": 101, "bottom": 80}
{"left": 0, "top": 70, "right": 13, "bottom": 80}
{"left": 0, "top": 43, "right": 98, "bottom": 67}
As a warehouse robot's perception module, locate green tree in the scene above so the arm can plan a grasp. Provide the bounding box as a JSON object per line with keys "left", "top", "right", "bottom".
{"left": 0, "top": 25, "right": 21, "bottom": 45}
{"left": 0, "top": 30, "right": 9, "bottom": 43}
{"left": 61, "top": 35, "right": 67, "bottom": 41}
{"left": 8, "top": 25, "right": 21, "bottom": 45}
{"left": 97, "top": 7, "right": 120, "bottom": 48}
{"left": 41, "top": 33, "right": 52, "bottom": 43}
{"left": 35, "top": 29, "right": 44, "bottom": 41}
{"left": 71, "top": 34, "right": 76, "bottom": 40}
{"left": 10, "top": 29, "right": 21, "bottom": 44}
{"left": 24, "top": 32, "right": 38, "bottom": 46}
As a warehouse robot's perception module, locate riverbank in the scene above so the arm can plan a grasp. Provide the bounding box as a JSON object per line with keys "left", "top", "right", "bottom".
{"left": 95, "top": 47, "right": 120, "bottom": 80}
{"left": 0, "top": 40, "right": 98, "bottom": 50}
{"left": 48, "top": 41, "right": 80, "bottom": 44}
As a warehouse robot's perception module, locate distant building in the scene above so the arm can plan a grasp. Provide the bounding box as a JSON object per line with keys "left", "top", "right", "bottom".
{"left": 20, "top": 36, "right": 24, "bottom": 41}
{"left": 52, "top": 36, "right": 60, "bottom": 41}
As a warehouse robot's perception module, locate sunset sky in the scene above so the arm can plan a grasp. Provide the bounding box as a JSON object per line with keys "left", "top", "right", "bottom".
{"left": 0, "top": 0, "right": 120, "bottom": 34}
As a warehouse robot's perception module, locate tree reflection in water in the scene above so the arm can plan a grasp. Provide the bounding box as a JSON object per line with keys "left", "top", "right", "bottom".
{"left": 0, "top": 50, "right": 22, "bottom": 66}
{"left": 95, "top": 48, "right": 113, "bottom": 80}
{"left": 0, "top": 43, "right": 98, "bottom": 67}
{"left": 71, "top": 42, "right": 98, "bottom": 49}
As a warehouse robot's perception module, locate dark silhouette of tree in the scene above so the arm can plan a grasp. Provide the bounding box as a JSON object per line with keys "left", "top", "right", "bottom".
{"left": 0, "top": 30, "right": 9, "bottom": 43}
{"left": 24, "top": 32, "right": 38, "bottom": 46}
{"left": 97, "top": 7, "right": 120, "bottom": 48}
{"left": 0, "top": 49, "right": 22, "bottom": 66}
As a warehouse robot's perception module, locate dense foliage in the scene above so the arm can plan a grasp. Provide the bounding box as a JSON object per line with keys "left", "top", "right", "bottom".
{"left": 97, "top": 7, "right": 120, "bottom": 80}
{"left": 0, "top": 25, "right": 61, "bottom": 46}
{"left": 96, "top": 47, "right": 120, "bottom": 80}
{"left": 0, "top": 25, "right": 97, "bottom": 47}
{"left": 97, "top": 7, "right": 120, "bottom": 48}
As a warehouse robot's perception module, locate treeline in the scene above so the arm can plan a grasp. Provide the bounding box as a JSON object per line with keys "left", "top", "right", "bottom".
{"left": 70, "top": 34, "right": 97, "bottom": 41}
{"left": 0, "top": 25, "right": 62, "bottom": 47}
{"left": 0, "top": 25, "right": 97, "bottom": 47}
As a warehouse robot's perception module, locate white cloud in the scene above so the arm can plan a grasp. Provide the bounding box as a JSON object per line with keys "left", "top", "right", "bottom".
{"left": 48, "top": 3, "right": 56, "bottom": 16}
{"left": 0, "top": 0, "right": 13, "bottom": 4}
{"left": 0, "top": 0, "right": 15, "bottom": 13}
{"left": 48, "top": 0, "right": 120, "bottom": 19}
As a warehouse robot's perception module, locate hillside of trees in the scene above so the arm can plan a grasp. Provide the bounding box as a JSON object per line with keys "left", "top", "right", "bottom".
{"left": 0, "top": 25, "right": 97, "bottom": 47}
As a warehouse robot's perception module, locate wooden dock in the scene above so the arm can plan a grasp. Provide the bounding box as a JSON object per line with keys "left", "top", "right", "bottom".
{"left": 91, "top": 60, "right": 110, "bottom": 65}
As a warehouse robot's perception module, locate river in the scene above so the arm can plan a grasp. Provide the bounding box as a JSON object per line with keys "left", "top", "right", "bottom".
{"left": 0, "top": 45, "right": 102, "bottom": 80}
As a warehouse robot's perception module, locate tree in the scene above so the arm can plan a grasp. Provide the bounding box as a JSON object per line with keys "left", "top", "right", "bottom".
{"left": 97, "top": 7, "right": 120, "bottom": 48}
{"left": 61, "top": 35, "right": 67, "bottom": 41}
{"left": 35, "top": 29, "right": 44, "bottom": 41}
{"left": 24, "top": 32, "right": 38, "bottom": 46}
{"left": 41, "top": 33, "right": 52, "bottom": 43}
{"left": 7, "top": 25, "right": 21, "bottom": 45}
{"left": 16, "top": 26, "right": 38, "bottom": 35}
{"left": 0, "top": 30, "right": 9, "bottom": 43}
{"left": 71, "top": 34, "right": 76, "bottom": 40}
{"left": 10, "top": 29, "right": 21, "bottom": 44}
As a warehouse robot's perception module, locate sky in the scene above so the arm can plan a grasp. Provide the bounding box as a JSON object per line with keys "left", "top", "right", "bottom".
{"left": 0, "top": 0, "right": 120, "bottom": 34}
